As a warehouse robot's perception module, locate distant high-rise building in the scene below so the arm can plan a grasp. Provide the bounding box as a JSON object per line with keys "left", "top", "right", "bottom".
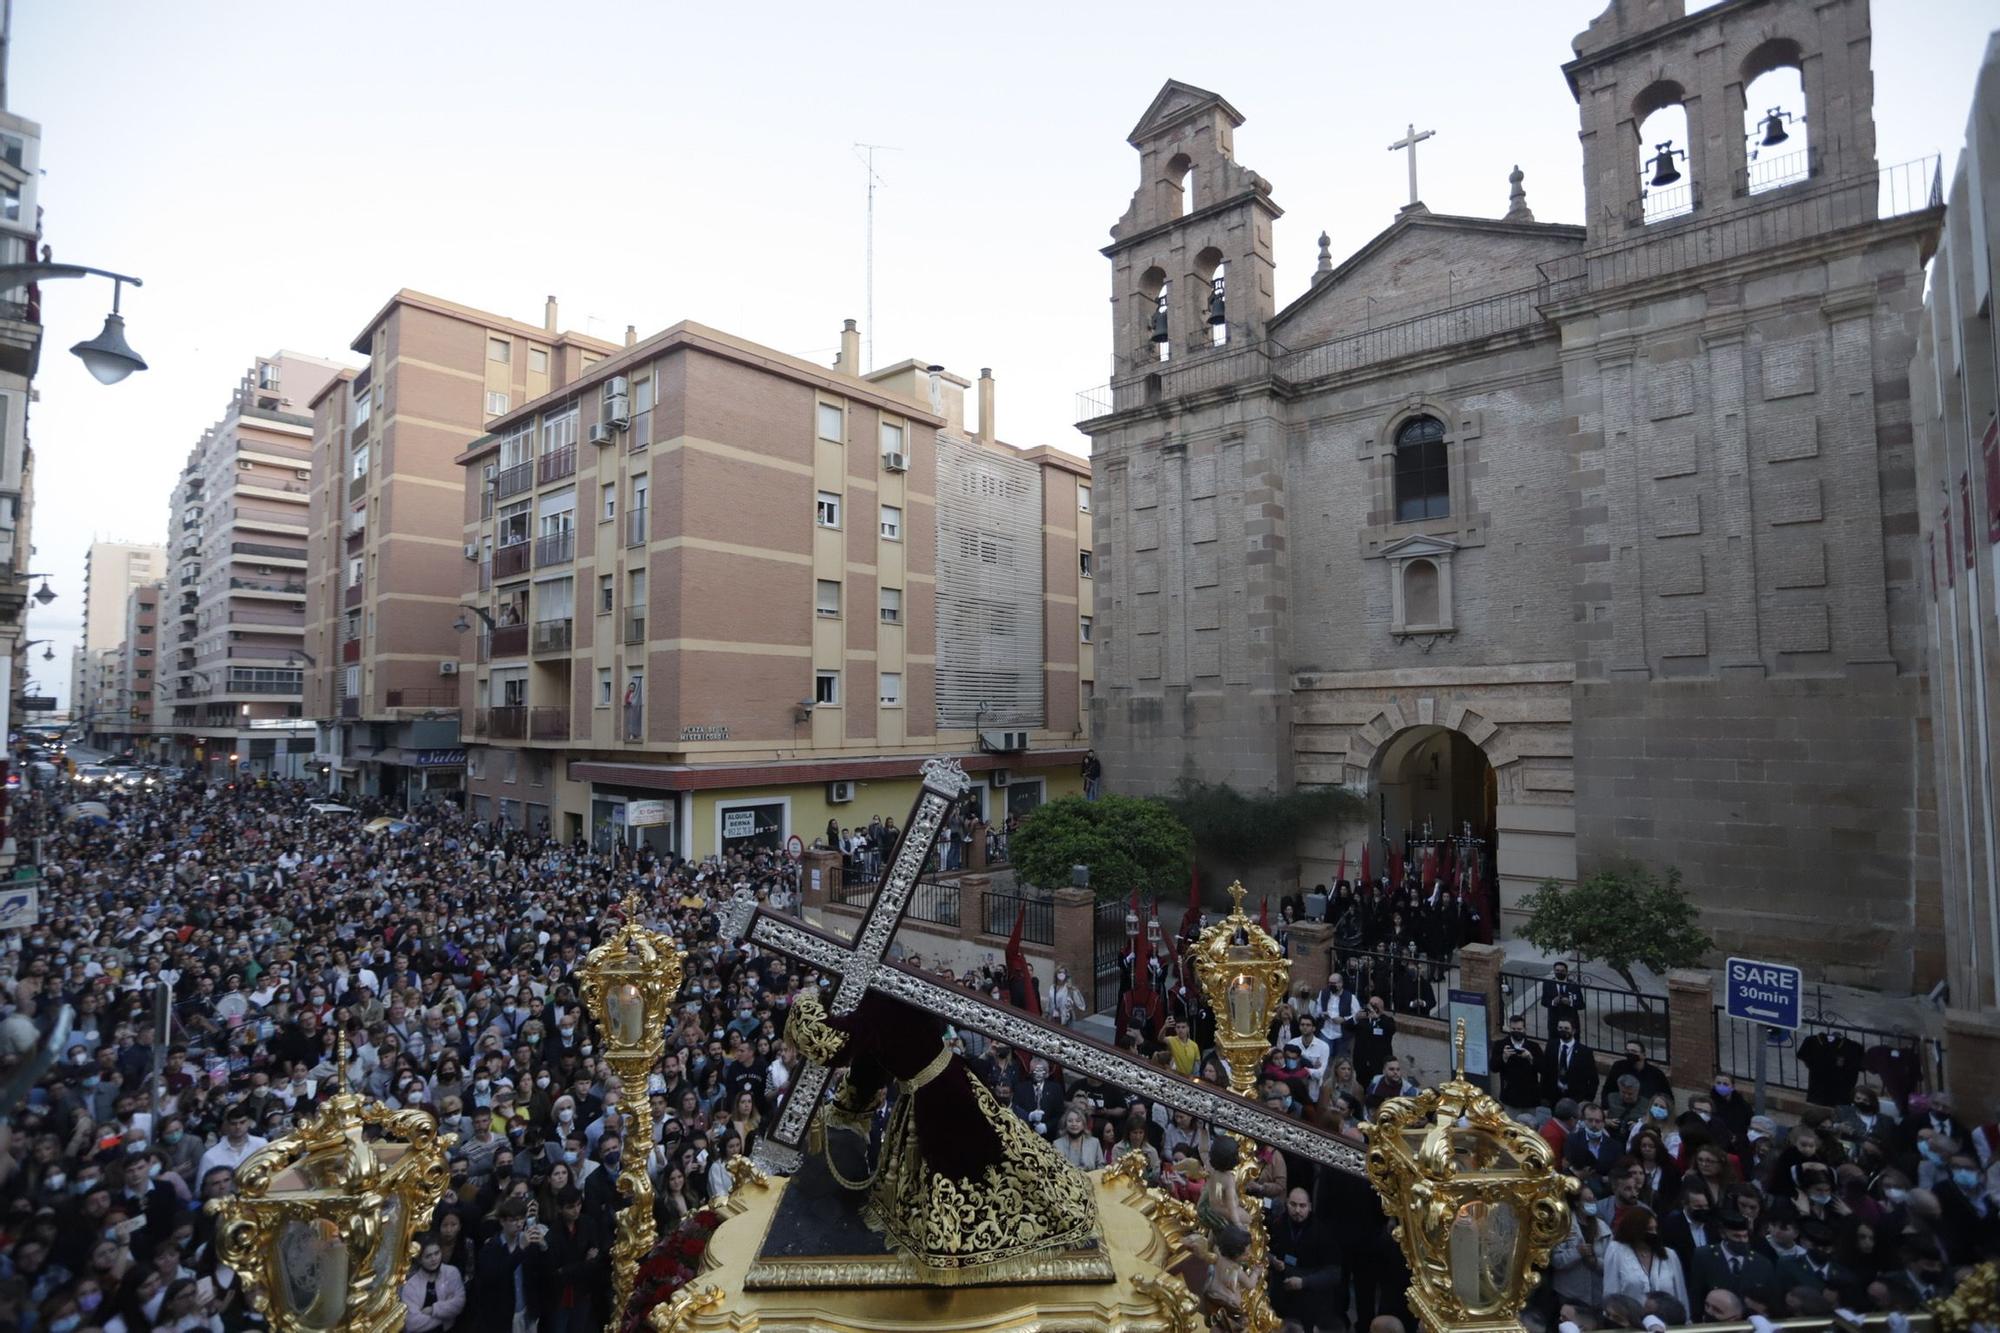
{"left": 73, "top": 540, "right": 165, "bottom": 730}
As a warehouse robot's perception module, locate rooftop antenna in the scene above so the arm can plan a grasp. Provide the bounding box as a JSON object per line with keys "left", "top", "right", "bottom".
{"left": 853, "top": 142, "right": 899, "bottom": 372}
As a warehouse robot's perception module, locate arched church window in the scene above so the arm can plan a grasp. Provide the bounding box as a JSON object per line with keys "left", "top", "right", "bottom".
{"left": 1195, "top": 247, "right": 1227, "bottom": 348}
{"left": 1393, "top": 416, "right": 1449, "bottom": 522}
{"left": 1743, "top": 46, "right": 1809, "bottom": 194}
{"left": 1403, "top": 559, "right": 1440, "bottom": 627}
{"left": 1167, "top": 153, "right": 1193, "bottom": 218}
{"left": 1635, "top": 83, "right": 1693, "bottom": 224}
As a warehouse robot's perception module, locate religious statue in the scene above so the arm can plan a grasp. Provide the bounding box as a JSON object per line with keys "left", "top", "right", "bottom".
{"left": 784, "top": 988, "right": 1099, "bottom": 1271}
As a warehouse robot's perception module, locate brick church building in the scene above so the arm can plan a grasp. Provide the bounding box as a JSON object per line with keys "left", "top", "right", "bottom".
{"left": 1077, "top": 0, "right": 1946, "bottom": 988}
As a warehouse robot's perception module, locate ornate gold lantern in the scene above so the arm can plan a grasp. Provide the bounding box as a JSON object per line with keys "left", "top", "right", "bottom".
{"left": 205, "top": 1040, "right": 453, "bottom": 1333}
{"left": 579, "top": 892, "right": 686, "bottom": 1325}
{"left": 1191, "top": 881, "right": 1291, "bottom": 1096}
{"left": 1362, "top": 1020, "right": 1574, "bottom": 1333}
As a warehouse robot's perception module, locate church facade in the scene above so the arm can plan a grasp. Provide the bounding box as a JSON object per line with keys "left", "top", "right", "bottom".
{"left": 1078, "top": 0, "right": 1946, "bottom": 988}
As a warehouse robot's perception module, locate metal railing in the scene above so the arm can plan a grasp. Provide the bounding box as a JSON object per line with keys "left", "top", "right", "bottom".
{"left": 231, "top": 578, "right": 305, "bottom": 595}
{"left": 386, "top": 686, "right": 457, "bottom": 708}
{"left": 347, "top": 473, "right": 367, "bottom": 503}
{"left": 1713, "top": 1009, "right": 1942, "bottom": 1097}
{"left": 624, "top": 611, "right": 645, "bottom": 644}
{"left": 1277, "top": 285, "right": 1548, "bottom": 385}
{"left": 534, "top": 530, "right": 574, "bottom": 567}
{"left": 626, "top": 510, "right": 648, "bottom": 547}
{"left": 224, "top": 676, "right": 302, "bottom": 694}
{"left": 493, "top": 542, "right": 530, "bottom": 579}
{"left": 908, "top": 873, "right": 960, "bottom": 928}
{"left": 341, "top": 638, "right": 361, "bottom": 663}
{"left": 982, "top": 887, "right": 1053, "bottom": 946}
{"left": 485, "top": 705, "right": 527, "bottom": 740}
{"left": 494, "top": 460, "right": 533, "bottom": 499}
{"left": 1740, "top": 145, "right": 1819, "bottom": 198}
{"left": 1499, "top": 967, "right": 1670, "bottom": 1063}
{"left": 531, "top": 618, "right": 572, "bottom": 655}
{"left": 490, "top": 623, "right": 528, "bottom": 657}
{"left": 343, "top": 583, "right": 365, "bottom": 608}
{"left": 1334, "top": 948, "right": 1462, "bottom": 1021}
{"left": 340, "top": 697, "right": 360, "bottom": 718}
{"left": 529, "top": 706, "right": 568, "bottom": 740}
{"left": 537, "top": 445, "right": 576, "bottom": 485}
{"left": 232, "top": 540, "right": 304, "bottom": 561}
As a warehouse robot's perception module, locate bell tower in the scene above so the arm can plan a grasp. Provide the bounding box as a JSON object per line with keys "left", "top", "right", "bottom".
{"left": 1106, "top": 80, "right": 1281, "bottom": 374}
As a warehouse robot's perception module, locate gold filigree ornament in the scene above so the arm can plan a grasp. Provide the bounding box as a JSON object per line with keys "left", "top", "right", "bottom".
{"left": 648, "top": 1281, "right": 726, "bottom": 1333}
{"left": 1931, "top": 1261, "right": 2000, "bottom": 1333}
{"left": 1191, "top": 882, "right": 1292, "bottom": 1096}
{"left": 204, "top": 1034, "right": 454, "bottom": 1333}
{"left": 578, "top": 893, "right": 687, "bottom": 1328}
{"left": 1362, "top": 1019, "right": 1575, "bottom": 1333}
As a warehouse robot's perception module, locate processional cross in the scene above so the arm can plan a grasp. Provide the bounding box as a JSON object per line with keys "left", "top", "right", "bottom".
{"left": 719, "top": 756, "right": 1367, "bottom": 1179}
{"left": 1388, "top": 122, "right": 1436, "bottom": 207}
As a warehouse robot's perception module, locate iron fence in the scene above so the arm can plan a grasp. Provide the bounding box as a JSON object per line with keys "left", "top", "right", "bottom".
{"left": 982, "top": 888, "right": 1054, "bottom": 946}
{"left": 1093, "top": 897, "right": 1128, "bottom": 1014}
{"left": 1330, "top": 947, "right": 1461, "bottom": 1021}
{"left": 908, "top": 874, "right": 961, "bottom": 929}
{"left": 1712, "top": 1009, "right": 1942, "bottom": 1100}
{"left": 1499, "top": 966, "right": 1670, "bottom": 1063}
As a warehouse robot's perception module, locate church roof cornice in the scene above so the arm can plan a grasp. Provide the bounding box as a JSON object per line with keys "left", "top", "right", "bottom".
{"left": 1127, "top": 78, "right": 1245, "bottom": 147}
{"left": 1563, "top": 0, "right": 1773, "bottom": 97}
{"left": 1102, "top": 188, "right": 1284, "bottom": 258}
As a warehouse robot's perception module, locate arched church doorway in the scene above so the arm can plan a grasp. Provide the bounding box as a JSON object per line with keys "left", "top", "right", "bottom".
{"left": 1370, "top": 725, "right": 1498, "bottom": 909}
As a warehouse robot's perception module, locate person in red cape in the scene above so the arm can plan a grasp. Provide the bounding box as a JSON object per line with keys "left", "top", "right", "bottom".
{"left": 785, "top": 989, "right": 1098, "bottom": 1270}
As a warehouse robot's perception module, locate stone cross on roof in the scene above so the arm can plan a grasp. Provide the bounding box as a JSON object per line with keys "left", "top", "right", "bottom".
{"left": 1388, "top": 122, "right": 1436, "bottom": 208}
{"left": 720, "top": 757, "right": 1366, "bottom": 1179}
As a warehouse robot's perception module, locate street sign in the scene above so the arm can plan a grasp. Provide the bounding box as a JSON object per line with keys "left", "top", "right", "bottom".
{"left": 1725, "top": 956, "right": 1802, "bottom": 1030}
{"left": 0, "top": 883, "right": 38, "bottom": 929}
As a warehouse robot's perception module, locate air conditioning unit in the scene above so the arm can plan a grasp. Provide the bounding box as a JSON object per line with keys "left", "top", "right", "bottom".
{"left": 438, "top": 661, "right": 459, "bottom": 677}
{"left": 463, "top": 543, "right": 479, "bottom": 561}
{"left": 980, "top": 729, "right": 1030, "bottom": 753}
{"left": 882, "top": 451, "right": 907, "bottom": 473}
{"left": 990, "top": 769, "right": 1011, "bottom": 788}
{"left": 827, "top": 779, "right": 855, "bottom": 804}
{"left": 295, "top": 469, "right": 310, "bottom": 480}
{"left": 587, "top": 423, "right": 615, "bottom": 446}
{"left": 603, "top": 376, "right": 631, "bottom": 429}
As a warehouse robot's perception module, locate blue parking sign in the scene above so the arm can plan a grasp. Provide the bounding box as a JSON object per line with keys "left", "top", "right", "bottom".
{"left": 1726, "top": 956, "right": 1802, "bottom": 1030}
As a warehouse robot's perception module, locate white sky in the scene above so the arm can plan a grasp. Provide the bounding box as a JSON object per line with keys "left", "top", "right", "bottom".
{"left": 11, "top": 0, "right": 1995, "bottom": 708}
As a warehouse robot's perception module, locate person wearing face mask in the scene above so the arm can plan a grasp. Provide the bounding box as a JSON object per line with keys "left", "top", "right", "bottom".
{"left": 1011, "top": 1058, "right": 1067, "bottom": 1139}
{"left": 1775, "top": 1217, "right": 1853, "bottom": 1306}
{"left": 1353, "top": 995, "right": 1396, "bottom": 1086}
{"left": 1932, "top": 1150, "right": 1998, "bottom": 1265}
{"left": 1708, "top": 1076, "right": 1754, "bottom": 1146}
{"left": 1688, "top": 1210, "right": 1777, "bottom": 1317}
{"left": 1497, "top": 1016, "right": 1543, "bottom": 1112}
{"left": 1876, "top": 1237, "right": 1956, "bottom": 1306}
{"left": 1048, "top": 967, "right": 1087, "bottom": 1028}
{"left": 1541, "top": 1019, "right": 1599, "bottom": 1106}
{"left": 1835, "top": 1086, "right": 1891, "bottom": 1142}
{"left": 1659, "top": 1179, "right": 1716, "bottom": 1275}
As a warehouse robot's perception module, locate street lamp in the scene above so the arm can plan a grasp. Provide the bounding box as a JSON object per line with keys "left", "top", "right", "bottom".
{"left": 0, "top": 263, "right": 148, "bottom": 384}
{"left": 451, "top": 604, "right": 497, "bottom": 633}
{"left": 18, "top": 574, "right": 56, "bottom": 606}
{"left": 20, "top": 640, "right": 54, "bottom": 662}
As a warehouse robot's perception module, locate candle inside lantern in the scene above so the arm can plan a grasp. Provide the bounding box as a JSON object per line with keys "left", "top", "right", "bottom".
{"left": 1226, "top": 973, "right": 1264, "bottom": 1039}
{"left": 607, "top": 981, "right": 646, "bottom": 1046}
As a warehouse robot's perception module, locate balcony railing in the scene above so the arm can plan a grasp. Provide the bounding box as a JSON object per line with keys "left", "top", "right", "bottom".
{"left": 233, "top": 540, "right": 305, "bottom": 561}
{"left": 347, "top": 473, "right": 367, "bottom": 503}
{"left": 626, "top": 510, "right": 647, "bottom": 547}
{"left": 231, "top": 577, "right": 306, "bottom": 595}
{"left": 386, "top": 686, "right": 458, "bottom": 708}
{"left": 493, "top": 541, "right": 530, "bottom": 579}
{"left": 490, "top": 623, "right": 528, "bottom": 657}
{"left": 341, "top": 638, "right": 361, "bottom": 663}
{"left": 486, "top": 705, "right": 527, "bottom": 739}
{"left": 624, "top": 611, "right": 646, "bottom": 644}
{"left": 340, "top": 697, "right": 360, "bottom": 718}
{"left": 344, "top": 582, "right": 365, "bottom": 608}
{"left": 537, "top": 445, "right": 576, "bottom": 485}
{"left": 532, "top": 618, "right": 573, "bottom": 655}
{"left": 494, "top": 460, "right": 533, "bottom": 499}
{"left": 225, "top": 675, "right": 303, "bottom": 694}
{"left": 534, "top": 530, "right": 574, "bottom": 567}
{"left": 530, "top": 706, "right": 569, "bottom": 740}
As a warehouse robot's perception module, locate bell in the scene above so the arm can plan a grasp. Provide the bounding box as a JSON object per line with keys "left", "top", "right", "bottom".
{"left": 1207, "top": 279, "right": 1227, "bottom": 328}
{"left": 1148, "top": 297, "right": 1170, "bottom": 345}
{"left": 1760, "top": 108, "right": 1791, "bottom": 148}
{"left": 1649, "top": 142, "right": 1682, "bottom": 188}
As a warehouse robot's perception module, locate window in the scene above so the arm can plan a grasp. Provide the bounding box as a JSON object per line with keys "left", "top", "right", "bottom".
{"left": 879, "top": 587, "right": 902, "bottom": 623}
{"left": 1079, "top": 549, "right": 1094, "bottom": 578}
{"left": 598, "top": 574, "right": 614, "bottom": 613}
{"left": 497, "top": 423, "right": 532, "bottom": 469}
{"left": 529, "top": 348, "right": 548, "bottom": 374}
{"left": 881, "top": 421, "right": 904, "bottom": 455}
{"left": 816, "top": 491, "right": 841, "bottom": 528}
{"left": 817, "top": 402, "right": 844, "bottom": 441}
{"left": 879, "top": 672, "right": 902, "bottom": 707}
{"left": 1392, "top": 415, "right": 1450, "bottom": 521}
{"left": 541, "top": 403, "right": 579, "bottom": 455}
{"left": 1078, "top": 484, "right": 1091, "bottom": 513}
{"left": 596, "top": 668, "right": 613, "bottom": 707}
{"left": 485, "top": 391, "right": 509, "bottom": 417}
{"left": 879, "top": 505, "right": 901, "bottom": 541}
{"left": 497, "top": 500, "right": 530, "bottom": 547}
{"left": 488, "top": 338, "right": 511, "bottom": 364}
{"left": 814, "top": 670, "right": 841, "bottom": 706}
{"left": 351, "top": 389, "right": 372, "bottom": 431}
{"left": 632, "top": 377, "right": 653, "bottom": 443}
{"left": 601, "top": 483, "right": 616, "bottom": 521}
{"left": 1080, "top": 615, "right": 1093, "bottom": 643}
{"left": 815, "top": 579, "right": 842, "bottom": 617}
{"left": 349, "top": 444, "right": 369, "bottom": 480}
{"left": 346, "top": 556, "right": 364, "bottom": 589}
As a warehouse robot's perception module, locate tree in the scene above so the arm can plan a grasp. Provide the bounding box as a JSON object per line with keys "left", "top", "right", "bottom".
{"left": 1009, "top": 795, "right": 1193, "bottom": 902}
{"left": 1161, "top": 779, "right": 1367, "bottom": 870}
{"left": 1517, "top": 862, "right": 1713, "bottom": 996}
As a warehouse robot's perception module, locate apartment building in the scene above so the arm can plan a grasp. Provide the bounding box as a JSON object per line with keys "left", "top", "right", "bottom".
{"left": 73, "top": 540, "right": 164, "bottom": 739}
{"left": 303, "top": 291, "right": 619, "bottom": 805}
{"left": 104, "top": 579, "right": 164, "bottom": 754}
{"left": 456, "top": 317, "right": 1092, "bottom": 857}
{"left": 0, "top": 83, "right": 43, "bottom": 796}
{"left": 162, "top": 351, "right": 342, "bottom": 778}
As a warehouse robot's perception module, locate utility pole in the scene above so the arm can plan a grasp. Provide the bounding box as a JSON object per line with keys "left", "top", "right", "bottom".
{"left": 853, "top": 142, "right": 898, "bottom": 372}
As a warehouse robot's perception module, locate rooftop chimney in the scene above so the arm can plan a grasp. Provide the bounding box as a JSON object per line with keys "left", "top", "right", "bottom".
{"left": 978, "top": 367, "right": 996, "bottom": 442}
{"left": 625, "top": 324, "right": 637, "bottom": 347}
{"left": 544, "top": 296, "right": 558, "bottom": 332}
{"left": 925, "top": 364, "right": 944, "bottom": 416}
{"left": 837, "top": 319, "right": 860, "bottom": 373}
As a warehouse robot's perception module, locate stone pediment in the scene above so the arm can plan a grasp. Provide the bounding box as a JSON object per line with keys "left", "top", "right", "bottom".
{"left": 1375, "top": 533, "right": 1460, "bottom": 561}
{"left": 1126, "top": 78, "right": 1244, "bottom": 147}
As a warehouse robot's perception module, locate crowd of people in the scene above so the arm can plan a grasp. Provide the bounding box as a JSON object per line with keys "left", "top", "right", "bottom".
{"left": 0, "top": 763, "right": 1992, "bottom": 1333}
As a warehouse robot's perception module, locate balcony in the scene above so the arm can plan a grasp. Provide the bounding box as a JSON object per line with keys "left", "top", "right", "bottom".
{"left": 493, "top": 541, "right": 530, "bottom": 579}
{"left": 225, "top": 674, "right": 303, "bottom": 695}
{"left": 341, "top": 638, "right": 361, "bottom": 664}
{"left": 344, "top": 582, "right": 365, "bottom": 608}
{"left": 385, "top": 686, "right": 458, "bottom": 709}
{"left": 532, "top": 618, "right": 573, "bottom": 656}
{"left": 530, "top": 706, "right": 569, "bottom": 741}
{"left": 231, "top": 578, "right": 307, "bottom": 596}
{"left": 494, "top": 460, "right": 533, "bottom": 500}
{"left": 347, "top": 473, "right": 367, "bottom": 503}
{"left": 340, "top": 697, "right": 360, "bottom": 718}
{"left": 534, "top": 530, "right": 574, "bottom": 567}
{"left": 343, "top": 509, "right": 366, "bottom": 538}
{"left": 623, "top": 701, "right": 644, "bottom": 742}
{"left": 626, "top": 510, "right": 648, "bottom": 547}
{"left": 490, "top": 623, "right": 528, "bottom": 657}
{"left": 486, "top": 705, "right": 527, "bottom": 740}
{"left": 624, "top": 611, "right": 646, "bottom": 644}
{"left": 537, "top": 445, "right": 576, "bottom": 485}
{"left": 233, "top": 540, "right": 305, "bottom": 561}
